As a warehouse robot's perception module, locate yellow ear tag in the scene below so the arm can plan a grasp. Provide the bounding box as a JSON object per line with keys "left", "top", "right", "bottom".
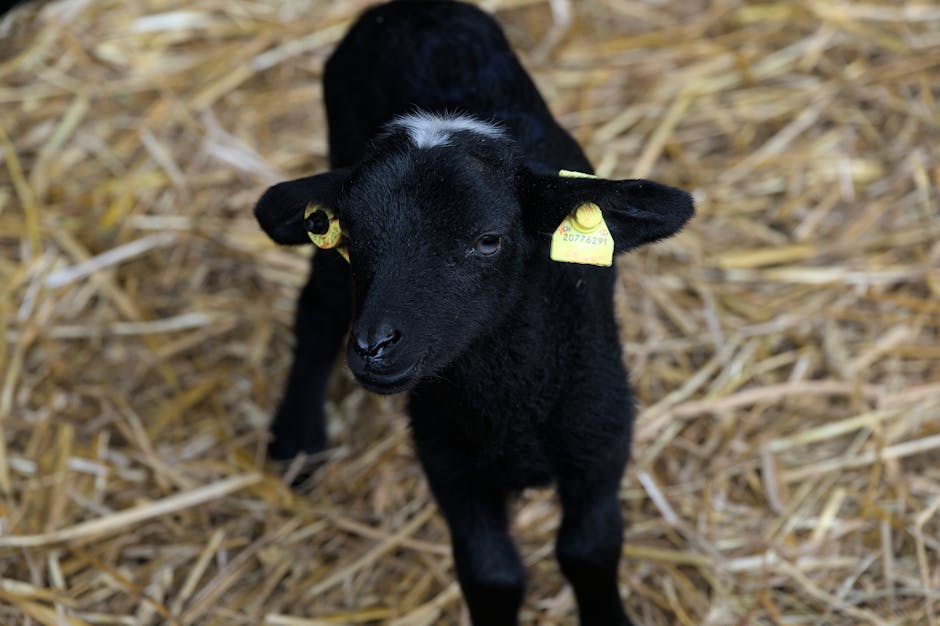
{"left": 550, "top": 170, "right": 613, "bottom": 267}
{"left": 550, "top": 203, "right": 614, "bottom": 267}
{"left": 304, "top": 203, "right": 349, "bottom": 262}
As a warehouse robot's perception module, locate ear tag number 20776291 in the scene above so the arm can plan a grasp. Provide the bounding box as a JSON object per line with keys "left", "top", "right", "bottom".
{"left": 550, "top": 170, "right": 614, "bottom": 267}
{"left": 304, "top": 203, "right": 349, "bottom": 262}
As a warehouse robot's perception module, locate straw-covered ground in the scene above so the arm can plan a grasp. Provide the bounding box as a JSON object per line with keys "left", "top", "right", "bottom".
{"left": 1, "top": 0, "right": 939, "bottom": 624}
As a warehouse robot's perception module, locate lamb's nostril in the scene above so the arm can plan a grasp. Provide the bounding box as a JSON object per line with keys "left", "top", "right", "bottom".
{"left": 354, "top": 334, "right": 371, "bottom": 357}
{"left": 369, "top": 327, "right": 401, "bottom": 357}
{"left": 353, "top": 325, "right": 402, "bottom": 360}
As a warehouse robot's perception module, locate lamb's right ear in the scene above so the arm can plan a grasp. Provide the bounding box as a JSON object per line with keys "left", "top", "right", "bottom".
{"left": 254, "top": 168, "right": 351, "bottom": 245}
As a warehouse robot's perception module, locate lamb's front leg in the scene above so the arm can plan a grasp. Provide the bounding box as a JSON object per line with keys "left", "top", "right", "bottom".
{"left": 556, "top": 472, "right": 634, "bottom": 626}
{"left": 431, "top": 481, "right": 525, "bottom": 626}
{"left": 269, "top": 250, "right": 351, "bottom": 460}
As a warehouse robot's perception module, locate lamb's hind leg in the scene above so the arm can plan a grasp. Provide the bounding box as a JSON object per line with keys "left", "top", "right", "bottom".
{"left": 268, "top": 250, "right": 351, "bottom": 460}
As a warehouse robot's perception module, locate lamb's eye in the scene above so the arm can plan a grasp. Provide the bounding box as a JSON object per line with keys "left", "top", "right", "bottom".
{"left": 474, "top": 234, "right": 502, "bottom": 256}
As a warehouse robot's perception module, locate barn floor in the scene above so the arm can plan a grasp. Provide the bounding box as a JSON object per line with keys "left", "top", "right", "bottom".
{"left": 1, "top": 1, "right": 939, "bottom": 624}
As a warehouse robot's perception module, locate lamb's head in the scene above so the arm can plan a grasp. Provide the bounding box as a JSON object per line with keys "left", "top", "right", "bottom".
{"left": 255, "top": 113, "right": 693, "bottom": 394}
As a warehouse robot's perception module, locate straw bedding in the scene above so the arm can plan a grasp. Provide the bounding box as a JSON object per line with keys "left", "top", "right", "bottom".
{"left": 1, "top": 0, "right": 938, "bottom": 624}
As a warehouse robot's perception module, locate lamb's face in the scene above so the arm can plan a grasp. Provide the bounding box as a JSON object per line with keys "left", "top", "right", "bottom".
{"left": 336, "top": 123, "right": 528, "bottom": 393}
{"left": 254, "top": 112, "right": 695, "bottom": 394}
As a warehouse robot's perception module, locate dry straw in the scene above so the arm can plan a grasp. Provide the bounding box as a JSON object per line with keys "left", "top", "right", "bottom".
{"left": 1, "top": 0, "right": 939, "bottom": 624}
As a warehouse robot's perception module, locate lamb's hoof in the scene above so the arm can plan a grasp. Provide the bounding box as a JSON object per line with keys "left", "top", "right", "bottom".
{"left": 267, "top": 433, "right": 323, "bottom": 461}
{"left": 267, "top": 420, "right": 328, "bottom": 489}
{"left": 267, "top": 401, "right": 327, "bottom": 460}
{"left": 268, "top": 445, "right": 329, "bottom": 490}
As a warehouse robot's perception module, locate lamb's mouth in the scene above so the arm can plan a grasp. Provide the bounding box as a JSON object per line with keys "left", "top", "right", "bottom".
{"left": 356, "top": 353, "right": 427, "bottom": 395}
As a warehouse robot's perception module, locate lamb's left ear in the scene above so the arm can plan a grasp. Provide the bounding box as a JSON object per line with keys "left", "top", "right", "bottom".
{"left": 254, "top": 168, "right": 351, "bottom": 245}
{"left": 518, "top": 168, "right": 694, "bottom": 255}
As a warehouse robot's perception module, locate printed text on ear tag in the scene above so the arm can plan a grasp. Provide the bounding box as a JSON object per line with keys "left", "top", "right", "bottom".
{"left": 550, "top": 202, "right": 614, "bottom": 267}
{"left": 304, "top": 203, "right": 349, "bottom": 262}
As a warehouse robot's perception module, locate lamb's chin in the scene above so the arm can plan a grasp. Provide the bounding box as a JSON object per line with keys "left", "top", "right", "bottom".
{"left": 355, "top": 369, "right": 420, "bottom": 394}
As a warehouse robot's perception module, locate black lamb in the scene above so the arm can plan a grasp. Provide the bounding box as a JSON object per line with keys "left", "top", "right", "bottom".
{"left": 254, "top": 2, "right": 694, "bottom": 625}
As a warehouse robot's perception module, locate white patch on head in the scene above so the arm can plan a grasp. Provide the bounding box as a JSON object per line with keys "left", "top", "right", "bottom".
{"left": 390, "top": 112, "right": 505, "bottom": 148}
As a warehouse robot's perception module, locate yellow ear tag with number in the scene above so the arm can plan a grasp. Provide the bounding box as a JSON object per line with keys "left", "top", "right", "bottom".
{"left": 550, "top": 170, "right": 613, "bottom": 267}
{"left": 304, "top": 203, "right": 349, "bottom": 262}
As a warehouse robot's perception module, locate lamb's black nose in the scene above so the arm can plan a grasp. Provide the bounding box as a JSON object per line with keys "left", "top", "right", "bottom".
{"left": 353, "top": 324, "right": 402, "bottom": 360}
